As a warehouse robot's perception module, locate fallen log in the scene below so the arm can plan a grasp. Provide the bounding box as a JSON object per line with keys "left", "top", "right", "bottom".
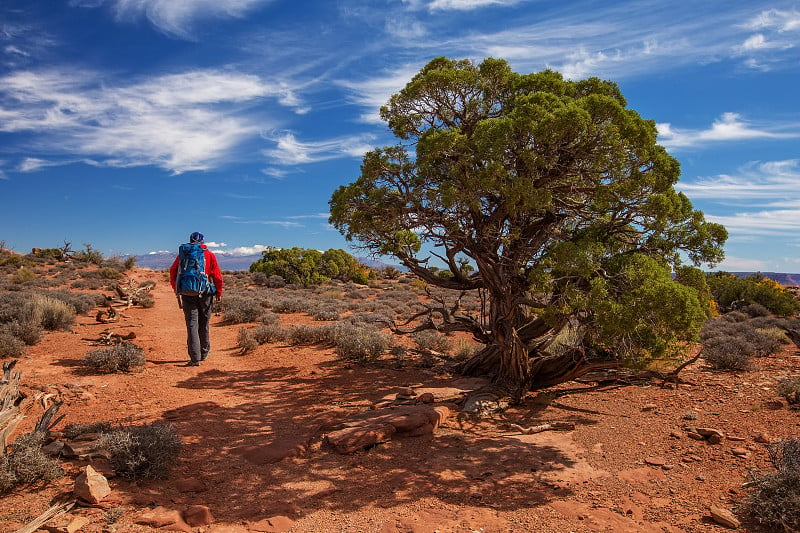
{"left": 506, "top": 421, "right": 576, "bottom": 435}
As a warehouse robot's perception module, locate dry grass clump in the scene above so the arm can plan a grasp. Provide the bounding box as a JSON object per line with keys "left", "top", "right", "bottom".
{"left": 0, "top": 330, "right": 25, "bottom": 358}
{"left": 700, "top": 313, "right": 787, "bottom": 371}
{"left": 413, "top": 330, "right": 452, "bottom": 353}
{"left": 0, "top": 431, "right": 62, "bottom": 493}
{"left": 745, "top": 438, "right": 800, "bottom": 532}
{"left": 22, "top": 294, "right": 76, "bottom": 331}
{"left": 333, "top": 324, "right": 391, "bottom": 361}
{"left": 100, "top": 421, "right": 181, "bottom": 480}
{"left": 84, "top": 342, "right": 146, "bottom": 373}
{"left": 62, "top": 421, "right": 113, "bottom": 440}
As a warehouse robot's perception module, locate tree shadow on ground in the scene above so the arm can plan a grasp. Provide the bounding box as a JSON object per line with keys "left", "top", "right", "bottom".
{"left": 119, "top": 364, "right": 595, "bottom": 524}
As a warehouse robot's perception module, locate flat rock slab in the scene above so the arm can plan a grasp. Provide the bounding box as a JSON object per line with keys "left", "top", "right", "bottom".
{"left": 325, "top": 405, "right": 451, "bottom": 454}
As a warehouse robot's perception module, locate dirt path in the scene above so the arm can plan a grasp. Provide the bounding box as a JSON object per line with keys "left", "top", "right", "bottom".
{"left": 2, "top": 268, "right": 798, "bottom": 532}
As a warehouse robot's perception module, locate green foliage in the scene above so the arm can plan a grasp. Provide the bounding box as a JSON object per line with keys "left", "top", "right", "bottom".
{"left": 329, "top": 56, "right": 727, "bottom": 389}
{"left": 71, "top": 243, "right": 104, "bottom": 265}
{"left": 0, "top": 431, "right": 63, "bottom": 493}
{"left": 707, "top": 272, "right": 800, "bottom": 316}
{"left": 10, "top": 267, "right": 37, "bottom": 284}
{"left": 84, "top": 342, "right": 146, "bottom": 373}
{"left": 745, "top": 438, "right": 800, "bottom": 532}
{"left": 100, "top": 422, "right": 181, "bottom": 480}
{"left": 249, "top": 247, "right": 369, "bottom": 286}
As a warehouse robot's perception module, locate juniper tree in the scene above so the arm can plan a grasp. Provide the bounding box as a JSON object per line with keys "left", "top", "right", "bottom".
{"left": 329, "top": 57, "right": 726, "bottom": 398}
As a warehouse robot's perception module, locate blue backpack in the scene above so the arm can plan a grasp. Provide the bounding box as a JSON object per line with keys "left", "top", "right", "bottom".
{"left": 176, "top": 243, "right": 215, "bottom": 296}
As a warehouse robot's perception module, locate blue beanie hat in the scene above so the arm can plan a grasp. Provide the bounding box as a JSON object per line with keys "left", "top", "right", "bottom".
{"left": 189, "top": 232, "right": 204, "bottom": 243}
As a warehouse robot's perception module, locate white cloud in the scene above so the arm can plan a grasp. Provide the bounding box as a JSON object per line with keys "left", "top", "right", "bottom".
{"left": 337, "top": 65, "right": 422, "bottom": 124}
{"left": 0, "top": 68, "right": 306, "bottom": 174}
{"left": 657, "top": 113, "right": 798, "bottom": 149}
{"left": 216, "top": 244, "right": 273, "bottom": 256}
{"left": 427, "top": 0, "right": 522, "bottom": 10}
{"left": 204, "top": 241, "right": 227, "bottom": 248}
{"left": 678, "top": 160, "right": 800, "bottom": 201}
{"left": 72, "top": 0, "right": 274, "bottom": 39}
{"left": 262, "top": 131, "right": 375, "bottom": 166}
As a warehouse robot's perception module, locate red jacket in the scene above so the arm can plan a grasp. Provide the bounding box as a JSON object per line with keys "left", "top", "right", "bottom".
{"left": 170, "top": 244, "right": 224, "bottom": 297}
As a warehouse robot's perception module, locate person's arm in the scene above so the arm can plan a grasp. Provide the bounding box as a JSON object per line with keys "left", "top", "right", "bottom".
{"left": 169, "top": 256, "right": 180, "bottom": 292}
{"left": 205, "top": 251, "right": 223, "bottom": 299}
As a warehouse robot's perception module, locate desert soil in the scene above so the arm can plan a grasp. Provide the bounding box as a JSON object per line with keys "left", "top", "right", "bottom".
{"left": 1, "top": 268, "right": 799, "bottom": 533}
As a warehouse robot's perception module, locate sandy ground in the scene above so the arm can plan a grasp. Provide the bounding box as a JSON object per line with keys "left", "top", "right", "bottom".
{"left": 1, "top": 268, "right": 799, "bottom": 532}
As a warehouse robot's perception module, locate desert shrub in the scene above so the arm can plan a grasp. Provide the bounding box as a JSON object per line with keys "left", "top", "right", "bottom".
{"left": 413, "top": 330, "right": 452, "bottom": 353}
{"left": 0, "top": 431, "right": 63, "bottom": 493}
{"left": 264, "top": 274, "right": 286, "bottom": 288}
{"left": 452, "top": 337, "right": 481, "bottom": 361}
{"left": 312, "top": 305, "right": 342, "bottom": 321}
{"left": 137, "top": 293, "right": 155, "bottom": 308}
{"left": 742, "top": 303, "right": 771, "bottom": 318}
{"left": 271, "top": 297, "right": 312, "bottom": 314}
{"left": 62, "top": 422, "right": 113, "bottom": 440}
{"left": 721, "top": 311, "right": 748, "bottom": 323}
{"left": 260, "top": 311, "right": 280, "bottom": 326}
{"left": 45, "top": 290, "right": 104, "bottom": 315}
{"left": 745, "top": 438, "right": 800, "bottom": 532}
{"left": 71, "top": 279, "right": 104, "bottom": 290}
{"left": 2, "top": 320, "right": 43, "bottom": 345}
{"left": 10, "top": 267, "right": 37, "bottom": 284}
{"left": 71, "top": 244, "right": 104, "bottom": 265}
{"left": 286, "top": 324, "right": 335, "bottom": 345}
{"left": 777, "top": 377, "right": 800, "bottom": 405}
{"left": 348, "top": 312, "right": 392, "bottom": 325}
{"left": 0, "top": 330, "right": 25, "bottom": 358}
{"left": 84, "top": 342, "right": 146, "bottom": 373}
{"left": 702, "top": 336, "right": 755, "bottom": 371}
{"left": 252, "top": 324, "right": 286, "bottom": 344}
{"left": 22, "top": 294, "right": 75, "bottom": 331}
{"left": 100, "top": 421, "right": 181, "bottom": 480}
{"left": 102, "top": 255, "right": 136, "bottom": 271}
{"left": 236, "top": 327, "right": 259, "bottom": 354}
{"left": 220, "top": 295, "right": 263, "bottom": 324}
{"left": 334, "top": 325, "right": 390, "bottom": 361}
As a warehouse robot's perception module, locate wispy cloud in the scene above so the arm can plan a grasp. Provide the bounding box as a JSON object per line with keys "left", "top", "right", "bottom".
{"left": 0, "top": 68, "right": 306, "bottom": 174}
{"left": 336, "top": 65, "right": 421, "bottom": 124}
{"left": 71, "top": 0, "right": 275, "bottom": 39}
{"left": 680, "top": 160, "right": 800, "bottom": 240}
{"left": 657, "top": 113, "right": 798, "bottom": 150}
{"left": 734, "top": 8, "right": 800, "bottom": 69}
{"left": 261, "top": 130, "right": 376, "bottom": 165}
{"left": 220, "top": 215, "right": 304, "bottom": 228}
{"left": 678, "top": 160, "right": 800, "bottom": 202}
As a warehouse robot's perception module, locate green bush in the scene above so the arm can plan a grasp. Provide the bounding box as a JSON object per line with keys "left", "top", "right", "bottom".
{"left": 745, "top": 438, "right": 800, "bottom": 532}
{"left": 100, "top": 421, "right": 181, "bottom": 480}
{"left": 0, "top": 431, "right": 63, "bottom": 493}
{"left": 84, "top": 342, "right": 146, "bottom": 373}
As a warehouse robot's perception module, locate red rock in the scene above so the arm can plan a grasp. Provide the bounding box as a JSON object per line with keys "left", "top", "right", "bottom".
{"left": 248, "top": 515, "right": 295, "bottom": 532}
{"left": 183, "top": 504, "right": 214, "bottom": 526}
{"left": 73, "top": 465, "right": 111, "bottom": 504}
{"left": 709, "top": 506, "right": 740, "bottom": 529}
{"left": 136, "top": 506, "right": 192, "bottom": 532}
{"left": 326, "top": 423, "right": 396, "bottom": 454}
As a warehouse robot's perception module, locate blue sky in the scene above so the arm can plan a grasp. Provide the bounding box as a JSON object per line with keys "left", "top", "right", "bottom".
{"left": 1, "top": 0, "right": 799, "bottom": 272}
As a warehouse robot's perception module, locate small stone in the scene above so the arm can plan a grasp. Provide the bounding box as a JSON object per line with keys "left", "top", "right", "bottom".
{"left": 709, "top": 506, "right": 741, "bottom": 529}
{"left": 248, "top": 515, "right": 295, "bottom": 532}
{"left": 727, "top": 435, "right": 746, "bottom": 442}
{"left": 43, "top": 514, "right": 90, "bottom": 533}
{"left": 183, "top": 505, "right": 214, "bottom": 527}
{"left": 670, "top": 430, "right": 683, "bottom": 438}
{"left": 173, "top": 477, "right": 208, "bottom": 493}
{"left": 687, "top": 432, "right": 705, "bottom": 441}
{"left": 73, "top": 465, "right": 111, "bottom": 504}
{"left": 642, "top": 404, "right": 658, "bottom": 411}
{"left": 644, "top": 456, "right": 667, "bottom": 466}
{"left": 753, "top": 432, "right": 771, "bottom": 443}
{"left": 417, "top": 392, "right": 435, "bottom": 404}
{"left": 731, "top": 447, "right": 749, "bottom": 457}
{"left": 137, "top": 506, "right": 192, "bottom": 532}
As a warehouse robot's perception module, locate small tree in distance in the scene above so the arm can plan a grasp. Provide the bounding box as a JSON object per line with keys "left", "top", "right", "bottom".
{"left": 329, "top": 57, "right": 726, "bottom": 399}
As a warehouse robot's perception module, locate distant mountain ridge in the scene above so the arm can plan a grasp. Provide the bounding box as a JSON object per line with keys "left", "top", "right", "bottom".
{"left": 131, "top": 252, "right": 404, "bottom": 272}
{"left": 729, "top": 272, "right": 800, "bottom": 287}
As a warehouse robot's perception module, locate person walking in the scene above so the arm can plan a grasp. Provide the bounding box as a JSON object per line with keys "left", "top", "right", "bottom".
{"left": 170, "top": 232, "right": 224, "bottom": 366}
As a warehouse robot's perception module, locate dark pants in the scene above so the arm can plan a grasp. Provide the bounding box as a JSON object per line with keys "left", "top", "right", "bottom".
{"left": 181, "top": 294, "right": 215, "bottom": 363}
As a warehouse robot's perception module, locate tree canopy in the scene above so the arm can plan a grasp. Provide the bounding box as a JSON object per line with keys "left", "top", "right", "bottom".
{"left": 707, "top": 272, "right": 799, "bottom": 316}
{"left": 249, "top": 247, "right": 369, "bottom": 286}
{"left": 329, "top": 57, "right": 727, "bottom": 397}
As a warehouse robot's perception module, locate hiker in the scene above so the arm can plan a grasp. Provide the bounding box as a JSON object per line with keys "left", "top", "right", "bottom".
{"left": 169, "top": 232, "right": 224, "bottom": 366}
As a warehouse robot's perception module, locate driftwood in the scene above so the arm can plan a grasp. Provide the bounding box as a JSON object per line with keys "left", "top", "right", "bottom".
{"left": 13, "top": 495, "right": 76, "bottom": 533}
{"left": 506, "top": 421, "right": 576, "bottom": 435}
{"left": 114, "top": 279, "right": 153, "bottom": 309}
{"left": 782, "top": 328, "right": 800, "bottom": 349}
{"left": 95, "top": 305, "right": 117, "bottom": 324}
{"left": 0, "top": 360, "right": 24, "bottom": 451}
{"left": 86, "top": 329, "right": 137, "bottom": 346}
